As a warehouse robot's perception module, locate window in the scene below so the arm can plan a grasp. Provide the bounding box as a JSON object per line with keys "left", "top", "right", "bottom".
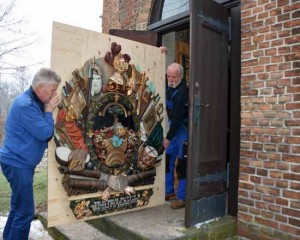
{"left": 161, "top": 0, "right": 189, "bottom": 20}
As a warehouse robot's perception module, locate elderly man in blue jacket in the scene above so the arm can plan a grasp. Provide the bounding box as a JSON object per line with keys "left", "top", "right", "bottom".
{"left": 0, "top": 68, "right": 61, "bottom": 240}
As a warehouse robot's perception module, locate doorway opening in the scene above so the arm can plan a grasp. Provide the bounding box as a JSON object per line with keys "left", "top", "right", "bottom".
{"left": 162, "top": 28, "right": 190, "bottom": 87}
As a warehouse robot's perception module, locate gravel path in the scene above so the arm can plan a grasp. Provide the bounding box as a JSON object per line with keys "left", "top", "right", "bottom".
{"left": 0, "top": 216, "right": 53, "bottom": 240}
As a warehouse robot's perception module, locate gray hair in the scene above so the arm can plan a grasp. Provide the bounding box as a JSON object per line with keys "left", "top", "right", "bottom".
{"left": 168, "top": 63, "right": 184, "bottom": 80}
{"left": 32, "top": 68, "right": 61, "bottom": 88}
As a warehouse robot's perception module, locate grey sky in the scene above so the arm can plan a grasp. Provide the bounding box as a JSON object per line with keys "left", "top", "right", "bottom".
{"left": 12, "top": 0, "right": 103, "bottom": 74}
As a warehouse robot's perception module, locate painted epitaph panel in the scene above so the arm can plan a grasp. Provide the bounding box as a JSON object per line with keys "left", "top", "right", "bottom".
{"left": 48, "top": 22, "right": 166, "bottom": 227}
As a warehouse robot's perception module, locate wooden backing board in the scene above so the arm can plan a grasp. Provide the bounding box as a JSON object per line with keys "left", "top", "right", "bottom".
{"left": 48, "top": 21, "right": 166, "bottom": 227}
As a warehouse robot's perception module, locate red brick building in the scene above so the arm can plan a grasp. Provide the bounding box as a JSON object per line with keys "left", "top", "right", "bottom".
{"left": 102, "top": 0, "right": 300, "bottom": 239}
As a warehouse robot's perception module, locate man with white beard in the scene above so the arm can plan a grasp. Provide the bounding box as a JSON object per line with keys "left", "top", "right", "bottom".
{"left": 163, "top": 63, "right": 188, "bottom": 209}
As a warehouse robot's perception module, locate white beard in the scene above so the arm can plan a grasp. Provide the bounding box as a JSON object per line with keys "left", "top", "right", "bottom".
{"left": 168, "top": 82, "right": 179, "bottom": 88}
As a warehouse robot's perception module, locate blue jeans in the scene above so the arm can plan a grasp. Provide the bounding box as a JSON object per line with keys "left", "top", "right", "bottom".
{"left": 1, "top": 163, "right": 35, "bottom": 240}
{"left": 165, "top": 125, "right": 188, "bottom": 201}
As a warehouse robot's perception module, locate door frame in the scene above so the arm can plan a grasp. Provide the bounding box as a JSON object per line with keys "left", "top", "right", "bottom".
{"left": 148, "top": 0, "right": 241, "bottom": 225}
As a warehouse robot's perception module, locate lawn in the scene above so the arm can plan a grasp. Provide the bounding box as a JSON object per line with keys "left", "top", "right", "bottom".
{"left": 0, "top": 167, "right": 48, "bottom": 215}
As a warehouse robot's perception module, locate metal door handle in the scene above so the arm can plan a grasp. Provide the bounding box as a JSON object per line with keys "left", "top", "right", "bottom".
{"left": 196, "top": 103, "right": 210, "bottom": 108}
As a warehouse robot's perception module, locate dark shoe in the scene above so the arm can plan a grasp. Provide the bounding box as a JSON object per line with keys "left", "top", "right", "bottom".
{"left": 170, "top": 200, "right": 185, "bottom": 209}
{"left": 165, "top": 193, "right": 176, "bottom": 201}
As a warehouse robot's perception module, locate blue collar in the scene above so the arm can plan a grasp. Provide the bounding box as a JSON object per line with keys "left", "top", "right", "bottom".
{"left": 29, "top": 86, "right": 44, "bottom": 112}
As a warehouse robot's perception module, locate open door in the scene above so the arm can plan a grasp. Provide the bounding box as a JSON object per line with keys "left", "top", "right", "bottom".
{"left": 186, "top": 0, "right": 229, "bottom": 227}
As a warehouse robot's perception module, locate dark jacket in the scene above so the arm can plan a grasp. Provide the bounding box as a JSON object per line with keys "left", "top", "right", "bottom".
{"left": 166, "top": 80, "right": 188, "bottom": 140}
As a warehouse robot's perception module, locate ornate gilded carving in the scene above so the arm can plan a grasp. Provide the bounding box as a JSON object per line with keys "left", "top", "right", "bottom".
{"left": 54, "top": 42, "right": 164, "bottom": 219}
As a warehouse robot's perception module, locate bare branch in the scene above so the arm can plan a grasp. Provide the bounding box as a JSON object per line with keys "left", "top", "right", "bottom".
{"left": 0, "top": 0, "right": 40, "bottom": 74}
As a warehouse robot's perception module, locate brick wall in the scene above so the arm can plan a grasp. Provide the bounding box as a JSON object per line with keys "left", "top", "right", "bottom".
{"left": 239, "top": 0, "right": 300, "bottom": 239}
{"left": 102, "top": 0, "right": 121, "bottom": 34}
{"left": 102, "top": 0, "right": 153, "bottom": 33}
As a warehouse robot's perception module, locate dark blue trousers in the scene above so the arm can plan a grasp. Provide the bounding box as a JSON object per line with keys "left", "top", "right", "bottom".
{"left": 165, "top": 124, "right": 188, "bottom": 200}
{"left": 1, "top": 163, "right": 35, "bottom": 240}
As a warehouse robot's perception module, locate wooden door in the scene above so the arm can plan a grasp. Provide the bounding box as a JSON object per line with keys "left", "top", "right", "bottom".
{"left": 186, "top": 0, "right": 229, "bottom": 227}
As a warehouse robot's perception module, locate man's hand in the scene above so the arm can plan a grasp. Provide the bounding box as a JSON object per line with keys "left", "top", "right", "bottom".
{"left": 163, "top": 137, "right": 170, "bottom": 149}
{"left": 160, "top": 46, "right": 168, "bottom": 54}
{"left": 45, "top": 95, "right": 60, "bottom": 112}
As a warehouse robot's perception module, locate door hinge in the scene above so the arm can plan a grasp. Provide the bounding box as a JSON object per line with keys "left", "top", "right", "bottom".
{"left": 194, "top": 170, "right": 227, "bottom": 184}
{"left": 198, "top": 11, "right": 229, "bottom": 34}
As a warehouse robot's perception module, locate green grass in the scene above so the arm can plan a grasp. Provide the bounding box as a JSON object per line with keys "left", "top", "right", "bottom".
{"left": 0, "top": 167, "right": 48, "bottom": 215}
{"left": 0, "top": 170, "right": 11, "bottom": 215}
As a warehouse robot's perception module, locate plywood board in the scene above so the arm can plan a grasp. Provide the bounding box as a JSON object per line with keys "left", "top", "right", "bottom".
{"left": 48, "top": 22, "right": 166, "bottom": 227}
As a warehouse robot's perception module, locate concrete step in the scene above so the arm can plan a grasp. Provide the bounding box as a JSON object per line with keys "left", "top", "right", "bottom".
{"left": 39, "top": 213, "right": 116, "bottom": 240}
{"left": 39, "top": 202, "right": 237, "bottom": 240}
{"left": 86, "top": 203, "right": 236, "bottom": 240}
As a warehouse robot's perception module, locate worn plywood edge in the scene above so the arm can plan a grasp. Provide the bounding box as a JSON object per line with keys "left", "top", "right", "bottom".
{"left": 48, "top": 21, "right": 166, "bottom": 227}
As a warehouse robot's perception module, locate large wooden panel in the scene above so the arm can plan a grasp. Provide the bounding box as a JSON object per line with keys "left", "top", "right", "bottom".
{"left": 49, "top": 22, "right": 166, "bottom": 227}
